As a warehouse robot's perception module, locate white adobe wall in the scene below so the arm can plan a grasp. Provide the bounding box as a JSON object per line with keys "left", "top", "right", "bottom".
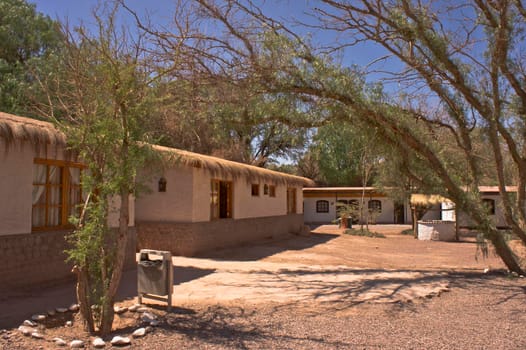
{"left": 233, "top": 180, "right": 286, "bottom": 218}
{"left": 441, "top": 202, "right": 456, "bottom": 221}
{"left": 304, "top": 196, "right": 399, "bottom": 224}
{"left": 137, "top": 166, "right": 305, "bottom": 223}
{"left": 303, "top": 196, "right": 336, "bottom": 223}
{"left": 192, "top": 169, "right": 210, "bottom": 222}
{"left": 421, "top": 204, "right": 442, "bottom": 220}
{"left": 0, "top": 142, "right": 34, "bottom": 235}
{"left": 135, "top": 166, "right": 194, "bottom": 222}
{"left": 0, "top": 141, "right": 135, "bottom": 234}
{"left": 417, "top": 220, "right": 456, "bottom": 241}
{"left": 192, "top": 168, "right": 303, "bottom": 221}
{"left": 107, "top": 195, "right": 135, "bottom": 228}
{"left": 457, "top": 194, "right": 508, "bottom": 228}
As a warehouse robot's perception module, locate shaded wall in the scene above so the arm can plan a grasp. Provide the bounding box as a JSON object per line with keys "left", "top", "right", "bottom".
{"left": 136, "top": 214, "right": 305, "bottom": 256}
{"left": 0, "top": 228, "right": 137, "bottom": 293}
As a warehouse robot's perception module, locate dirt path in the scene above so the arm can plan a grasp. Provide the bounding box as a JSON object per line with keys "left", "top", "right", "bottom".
{"left": 2, "top": 225, "right": 524, "bottom": 350}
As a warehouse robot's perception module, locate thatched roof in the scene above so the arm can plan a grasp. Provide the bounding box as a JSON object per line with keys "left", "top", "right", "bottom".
{"left": 151, "top": 144, "right": 315, "bottom": 187}
{"left": 410, "top": 194, "right": 452, "bottom": 206}
{"left": 0, "top": 112, "right": 314, "bottom": 186}
{"left": 0, "top": 112, "right": 66, "bottom": 149}
{"left": 303, "top": 187, "right": 388, "bottom": 197}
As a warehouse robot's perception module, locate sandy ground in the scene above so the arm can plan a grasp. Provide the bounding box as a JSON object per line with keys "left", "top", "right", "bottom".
{"left": 1, "top": 225, "right": 525, "bottom": 349}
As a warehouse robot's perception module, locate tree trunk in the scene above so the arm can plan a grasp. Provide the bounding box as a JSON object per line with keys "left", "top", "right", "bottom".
{"left": 412, "top": 206, "right": 418, "bottom": 238}
{"left": 99, "top": 190, "right": 130, "bottom": 335}
{"left": 74, "top": 265, "right": 95, "bottom": 333}
{"left": 488, "top": 230, "right": 524, "bottom": 275}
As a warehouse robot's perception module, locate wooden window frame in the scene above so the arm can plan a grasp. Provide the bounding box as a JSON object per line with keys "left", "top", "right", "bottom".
{"left": 368, "top": 199, "right": 382, "bottom": 213}
{"left": 251, "top": 183, "right": 260, "bottom": 197}
{"left": 211, "top": 179, "right": 233, "bottom": 220}
{"left": 32, "top": 158, "right": 85, "bottom": 231}
{"left": 482, "top": 198, "right": 496, "bottom": 215}
{"left": 287, "top": 187, "right": 297, "bottom": 214}
{"left": 316, "top": 200, "right": 329, "bottom": 213}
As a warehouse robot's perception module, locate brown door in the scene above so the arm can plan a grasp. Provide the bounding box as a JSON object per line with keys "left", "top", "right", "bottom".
{"left": 394, "top": 203, "right": 405, "bottom": 224}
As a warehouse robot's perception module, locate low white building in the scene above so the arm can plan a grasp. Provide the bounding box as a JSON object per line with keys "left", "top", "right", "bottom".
{"left": 135, "top": 145, "right": 314, "bottom": 255}
{"left": 0, "top": 112, "right": 314, "bottom": 290}
{"left": 303, "top": 187, "right": 412, "bottom": 225}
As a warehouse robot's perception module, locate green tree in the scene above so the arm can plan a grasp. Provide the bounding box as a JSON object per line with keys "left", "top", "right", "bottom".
{"left": 157, "top": 0, "right": 526, "bottom": 273}
{"left": 36, "top": 6, "right": 155, "bottom": 335}
{"left": 0, "top": 0, "right": 62, "bottom": 115}
{"left": 309, "top": 122, "right": 362, "bottom": 186}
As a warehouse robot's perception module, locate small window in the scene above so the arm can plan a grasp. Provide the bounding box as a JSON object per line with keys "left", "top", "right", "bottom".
{"left": 251, "top": 184, "right": 260, "bottom": 196}
{"left": 316, "top": 200, "right": 329, "bottom": 213}
{"left": 269, "top": 185, "right": 276, "bottom": 197}
{"left": 482, "top": 198, "right": 496, "bottom": 215}
{"left": 368, "top": 200, "right": 382, "bottom": 213}
{"left": 264, "top": 184, "right": 269, "bottom": 195}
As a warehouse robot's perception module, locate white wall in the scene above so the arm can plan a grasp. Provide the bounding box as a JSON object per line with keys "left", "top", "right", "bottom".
{"left": 441, "top": 202, "right": 456, "bottom": 221}
{"left": 457, "top": 194, "right": 508, "bottom": 228}
{"left": 137, "top": 166, "right": 303, "bottom": 223}
{"left": 135, "top": 166, "right": 194, "bottom": 222}
{"left": 234, "top": 181, "right": 288, "bottom": 219}
{"left": 192, "top": 169, "right": 211, "bottom": 222}
{"left": 303, "top": 196, "right": 337, "bottom": 223}
{"left": 303, "top": 195, "right": 399, "bottom": 224}
{"left": 107, "top": 195, "right": 135, "bottom": 228}
{"left": 192, "top": 169, "right": 302, "bottom": 221}
{"left": 0, "top": 142, "right": 34, "bottom": 235}
{"left": 421, "top": 204, "right": 442, "bottom": 221}
{"left": 0, "top": 142, "right": 120, "bottom": 235}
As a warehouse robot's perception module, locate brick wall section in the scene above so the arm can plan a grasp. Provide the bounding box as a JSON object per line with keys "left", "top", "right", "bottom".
{"left": 0, "top": 228, "right": 137, "bottom": 293}
{"left": 136, "top": 214, "right": 305, "bottom": 256}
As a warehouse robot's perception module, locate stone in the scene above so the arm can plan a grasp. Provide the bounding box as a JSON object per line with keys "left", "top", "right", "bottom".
{"left": 31, "top": 314, "right": 46, "bottom": 322}
{"left": 110, "top": 336, "right": 131, "bottom": 346}
{"left": 69, "top": 304, "right": 80, "bottom": 312}
{"left": 141, "top": 312, "right": 157, "bottom": 323}
{"left": 23, "top": 320, "right": 37, "bottom": 327}
{"left": 92, "top": 337, "right": 105, "bottom": 348}
{"left": 483, "top": 268, "right": 490, "bottom": 274}
{"left": 128, "top": 304, "right": 141, "bottom": 312}
{"left": 150, "top": 319, "right": 161, "bottom": 327}
{"left": 132, "top": 327, "right": 146, "bottom": 338}
{"left": 66, "top": 320, "right": 73, "bottom": 327}
{"left": 145, "top": 326, "right": 153, "bottom": 334}
{"left": 56, "top": 307, "right": 68, "bottom": 313}
{"left": 47, "top": 309, "right": 56, "bottom": 316}
{"left": 69, "top": 339, "right": 84, "bottom": 348}
{"left": 114, "top": 306, "right": 128, "bottom": 314}
{"left": 137, "top": 307, "right": 150, "bottom": 313}
{"left": 17, "top": 326, "right": 32, "bottom": 336}
{"left": 31, "top": 332, "right": 44, "bottom": 339}
{"left": 53, "top": 337, "right": 67, "bottom": 346}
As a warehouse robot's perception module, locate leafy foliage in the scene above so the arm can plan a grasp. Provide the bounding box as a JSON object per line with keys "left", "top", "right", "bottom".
{"left": 36, "top": 4, "right": 156, "bottom": 335}
{"left": 0, "top": 0, "right": 62, "bottom": 115}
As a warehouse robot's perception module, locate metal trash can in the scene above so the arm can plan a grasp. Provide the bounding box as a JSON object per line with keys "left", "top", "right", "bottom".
{"left": 137, "top": 249, "right": 173, "bottom": 310}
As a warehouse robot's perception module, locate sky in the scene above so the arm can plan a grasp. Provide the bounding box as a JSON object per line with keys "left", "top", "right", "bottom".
{"left": 29, "top": 0, "right": 394, "bottom": 71}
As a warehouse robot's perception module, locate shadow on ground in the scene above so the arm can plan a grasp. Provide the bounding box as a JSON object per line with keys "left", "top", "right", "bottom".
{"left": 197, "top": 232, "right": 339, "bottom": 262}
{"left": 130, "top": 273, "right": 526, "bottom": 349}
{"left": 0, "top": 264, "right": 216, "bottom": 329}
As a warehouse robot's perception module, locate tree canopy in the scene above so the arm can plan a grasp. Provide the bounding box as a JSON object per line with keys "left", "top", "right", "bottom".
{"left": 0, "top": 0, "right": 62, "bottom": 115}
